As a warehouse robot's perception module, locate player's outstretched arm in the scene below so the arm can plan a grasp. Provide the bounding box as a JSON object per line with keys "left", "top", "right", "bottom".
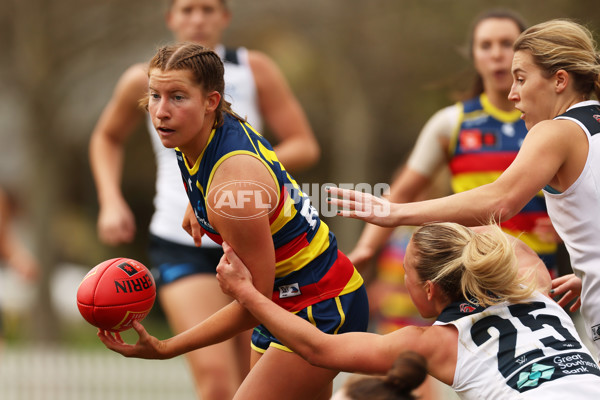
{"left": 328, "top": 120, "right": 571, "bottom": 229}
{"left": 216, "top": 241, "right": 460, "bottom": 381}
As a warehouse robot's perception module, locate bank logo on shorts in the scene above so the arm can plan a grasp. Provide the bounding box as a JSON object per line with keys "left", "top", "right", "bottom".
{"left": 278, "top": 283, "right": 301, "bottom": 299}
{"left": 592, "top": 324, "right": 600, "bottom": 341}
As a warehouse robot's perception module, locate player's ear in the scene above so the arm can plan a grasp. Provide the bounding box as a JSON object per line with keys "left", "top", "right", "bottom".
{"left": 424, "top": 280, "right": 435, "bottom": 301}
{"left": 205, "top": 91, "right": 221, "bottom": 113}
{"left": 555, "top": 69, "right": 569, "bottom": 93}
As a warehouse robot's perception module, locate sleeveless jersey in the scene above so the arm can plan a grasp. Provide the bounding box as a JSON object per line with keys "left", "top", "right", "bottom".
{"left": 175, "top": 113, "right": 363, "bottom": 312}
{"left": 448, "top": 94, "right": 557, "bottom": 265}
{"left": 434, "top": 292, "right": 600, "bottom": 399}
{"left": 147, "top": 46, "right": 260, "bottom": 247}
{"left": 545, "top": 100, "right": 600, "bottom": 354}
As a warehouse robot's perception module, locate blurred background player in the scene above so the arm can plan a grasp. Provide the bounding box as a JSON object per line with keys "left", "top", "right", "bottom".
{"left": 349, "top": 8, "right": 558, "bottom": 273}
{"left": 0, "top": 186, "right": 39, "bottom": 353}
{"left": 88, "top": 1, "right": 319, "bottom": 399}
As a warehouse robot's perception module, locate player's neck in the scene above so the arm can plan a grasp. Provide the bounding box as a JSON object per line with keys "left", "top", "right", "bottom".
{"left": 180, "top": 114, "right": 217, "bottom": 165}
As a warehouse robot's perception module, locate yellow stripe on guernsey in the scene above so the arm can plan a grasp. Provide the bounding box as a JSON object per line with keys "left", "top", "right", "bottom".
{"left": 205, "top": 150, "right": 281, "bottom": 201}
{"left": 480, "top": 93, "right": 522, "bottom": 123}
{"left": 452, "top": 172, "right": 545, "bottom": 198}
{"left": 339, "top": 268, "right": 364, "bottom": 297}
{"left": 177, "top": 127, "right": 219, "bottom": 197}
{"left": 269, "top": 194, "right": 298, "bottom": 235}
{"left": 274, "top": 223, "right": 331, "bottom": 278}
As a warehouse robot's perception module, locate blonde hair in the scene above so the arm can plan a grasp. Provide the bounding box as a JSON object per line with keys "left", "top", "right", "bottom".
{"left": 514, "top": 19, "right": 600, "bottom": 99}
{"left": 410, "top": 223, "right": 535, "bottom": 307}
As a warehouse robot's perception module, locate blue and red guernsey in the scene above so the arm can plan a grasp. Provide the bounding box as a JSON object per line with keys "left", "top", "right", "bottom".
{"left": 175, "top": 113, "right": 363, "bottom": 312}
{"left": 448, "top": 94, "right": 557, "bottom": 264}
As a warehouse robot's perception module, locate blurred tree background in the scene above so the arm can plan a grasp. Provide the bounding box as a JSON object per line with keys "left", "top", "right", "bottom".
{"left": 1, "top": 0, "right": 599, "bottom": 341}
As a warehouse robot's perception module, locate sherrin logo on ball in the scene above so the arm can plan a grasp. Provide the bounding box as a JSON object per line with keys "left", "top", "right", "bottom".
{"left": 77, "top": 258, "right": 156, "bottom": 332}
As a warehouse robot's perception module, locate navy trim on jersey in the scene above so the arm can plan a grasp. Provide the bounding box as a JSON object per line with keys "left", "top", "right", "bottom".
{"left": 435, "top": 298, "right": 487, "bottom": 323}
{"left": 557, "top": 104, "right": 600, "bottom": 136}
{"left": 224, "top": 47, "right": 240, "bottom": 65}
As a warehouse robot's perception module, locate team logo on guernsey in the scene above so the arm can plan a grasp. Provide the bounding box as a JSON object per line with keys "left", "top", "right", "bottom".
{"left": 278, "top": 283, "right": 301, "bottom": 299}
{"left": 592, "top": 324, "right": 600, "bottom": 341}
{"left": 207, "top": 180, "right": 277, "bottom": 220}
{"left": 459, "top": 303, "right": 476, "bottom": 313}
{"left": 459, "top": 129, "right": 483, "bottom": 151}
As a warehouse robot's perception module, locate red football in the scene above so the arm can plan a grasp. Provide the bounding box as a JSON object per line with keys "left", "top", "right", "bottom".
{"left": 77, "top": 258, "right": 156, "bottom": 332}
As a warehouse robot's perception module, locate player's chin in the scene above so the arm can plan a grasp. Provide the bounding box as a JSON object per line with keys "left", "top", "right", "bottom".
{"left": 158, "top": 137, "right": 177, "bottom": 149}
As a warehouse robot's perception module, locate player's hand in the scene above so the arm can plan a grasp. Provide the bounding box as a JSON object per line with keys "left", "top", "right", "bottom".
{"left": 7, "top": 247, "right": 39, "bottom": 282}
{"left": 97, "top": 198, "right": 136, "bottom": 245}
{"left": 216, "top": 242, "right": 254, "bottom": 300}
{"left": 97, "top": 321, "right": 169, "bottom": 359}
{"left": 550, "top": 274, "right": 582, "bottom": 312}
{"left": 182, "top": 203, "right": 203, "bottom": 247}
{"left": 326, "top": 187, "right": 396, "bottom": 227}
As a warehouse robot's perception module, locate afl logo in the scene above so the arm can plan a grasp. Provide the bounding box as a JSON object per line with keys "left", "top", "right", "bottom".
{"left": 207, "top": 180, "right": 277, "bottom": 220}
{"left": 593, "top": 114, "right": 600, "bottom": 123}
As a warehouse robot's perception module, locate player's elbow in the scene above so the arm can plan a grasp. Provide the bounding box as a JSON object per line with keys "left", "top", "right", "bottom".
{"left": 308, "top": 139, "right": 321, "bottom": 164}
{"left": 493, "top": 196, "right": 521, "bottom": 223}
{"left": 298, "top": 338, "right": 333, "bottom": 369}
{"left": 300, "top": 138, "right": 321, "bottom": 169}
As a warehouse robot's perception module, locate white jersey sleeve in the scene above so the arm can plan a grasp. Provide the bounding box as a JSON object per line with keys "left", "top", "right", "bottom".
{"left": 406, "top": 104, "right": 460, "bottom": 177}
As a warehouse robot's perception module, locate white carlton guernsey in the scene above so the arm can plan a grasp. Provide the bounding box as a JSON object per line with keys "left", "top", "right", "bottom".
{"left": 544, "top": 100, "right": 600, "bottom": 355}
{"left": 147, "top": 46, "right": 261, "bottom": 246}
{"left": 434, "top": 292, "right": 600, "bottom": 399}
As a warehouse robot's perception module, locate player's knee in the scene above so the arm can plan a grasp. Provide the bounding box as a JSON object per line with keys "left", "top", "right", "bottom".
{"left": 194, "top": 367, "right": 238, "bottom": 400}
{"left": 197, "top": 380, "right": 237, "bottom": 400}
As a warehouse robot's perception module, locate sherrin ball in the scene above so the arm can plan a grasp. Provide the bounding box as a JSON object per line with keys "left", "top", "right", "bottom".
{"left": 76, "top": 258, "right": 156, "bottom": 332}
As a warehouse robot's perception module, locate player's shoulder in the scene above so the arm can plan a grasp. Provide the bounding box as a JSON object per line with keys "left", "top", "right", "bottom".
{"left": 527, "top": 119, "right": 576, "bottom": 144}
{"left": 246, "top": 50, "right": 281, "bottom": 78}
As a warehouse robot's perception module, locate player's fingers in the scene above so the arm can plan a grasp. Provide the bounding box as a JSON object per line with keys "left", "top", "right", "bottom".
{"left": 97, "top": 329, "right": 116, "bottom": 346}
{"left": 190, "top": 221, "right": 203, "bottom": 247}
{"left": 326, "top": 187, "right": 364, "bottom": 201}
{"left": 222, "top": 242, "right": 241, "bottom": 264}
{"left": 555, "top": 290, "right": 575, "bottom": 308}
{"left": 131, "top": 320, "right": 150, "bottom": 341}
{"left": 327, "top": 196, "right": 358, "bottom": 211}
{"left": 335, "top": 209, "right": 363, "bottom": 219}
{"left": 570, "top": 297, "right": 582, "bottom": 313}
{"left": 551, "top": 274, "right": 571, "bottom": 288}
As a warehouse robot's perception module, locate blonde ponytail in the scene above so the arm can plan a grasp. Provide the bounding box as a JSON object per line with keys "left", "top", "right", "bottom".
{"left": 411, "top": 223, "right": 535, "bottom": 306}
